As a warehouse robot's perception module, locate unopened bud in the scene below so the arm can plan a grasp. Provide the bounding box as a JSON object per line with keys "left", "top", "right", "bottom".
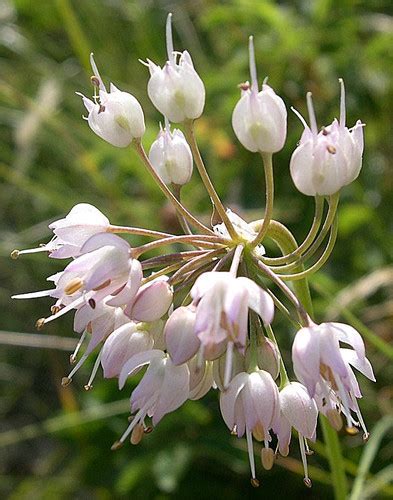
{"left": 165, "top": 306, "right": 199, "bottom": 365}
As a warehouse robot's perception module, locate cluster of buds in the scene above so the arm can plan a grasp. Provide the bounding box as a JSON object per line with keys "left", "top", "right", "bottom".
{"left": 12, "top": 14, "right": 373, "bottom": 489}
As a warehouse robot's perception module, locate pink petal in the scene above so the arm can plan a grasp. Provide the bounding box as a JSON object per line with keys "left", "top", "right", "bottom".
{"left": 118, "top": 349, "right": 164, "bottom": 389}
{"left": 219, "top": 372, "right": 248, "bottom": 430}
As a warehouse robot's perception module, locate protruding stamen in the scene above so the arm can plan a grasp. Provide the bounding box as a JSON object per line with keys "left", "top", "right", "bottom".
{"left": 248, "top": 36, "right": 258, "bottom": 93}
{"left": 304, "top": 439, "right": 314, "bottom": 456}
{"left": 291, "top": 106, "right": 310, "bottom": 131}
{"left": 261, "top": 446, "right": 274, "bottom": 470}
{"left": 111, "top": 440, "right": 123, "bottom": 451}
{"left": 339, "top": 78, "right": 346, "bottom": 128}
{"left": 35, "top": 318, "right": 46, "bottom": 330}
{"left": 65, "top": 352, "right": 89, "bottom": 382}
{"left": 144, "top": 426, "right": 153, "bottom": 434}
{"left": 345, "top": 425, "right": 359, "bottom": 436}
{"left": 223, "top": 341, "right": 234, "bottom": 389}
{"left": 130, "top": 423, "right": 144, "bottom": 445}
{"left": 252, "top": 422, "right": 265, "bottom": 442}
{"left": 70, "top": 330, "right": 87, "bottom": 364}
{"left": 166, "top": 13, "right": 175, "bottom": 64}
{"left": 61, "top": 376, "right": 72, "bottom": 387}
{"left": 84, "top": 350, "right": 103, "bottom": 391}
{"left": 118, "top": 407, "right": 147, "bottom": 445}
{"left": 306, "top": 92, "right": 318, "bottom": 136}
{"left": 327, "top": 145, "right": 337, "bottom": 154}
{"left": 90, "top": 76, "right": 100, "bottom": 88}
{"left": 90, "top": 53, "right": 107, "bottom": 93}
{"left": 246, "top": 427, "right": 257, "bottom": 484}
{"left": 250, "top": 478, "right": 260, "bottom": 488}
{"left": 231, "top": 425, "right": 238, "bottom": 436}
{"left": 10, "top": 249, "right": 20, "bottom": 259}
{"left": 299, "top": 435, "right": 311, "bottom": 488}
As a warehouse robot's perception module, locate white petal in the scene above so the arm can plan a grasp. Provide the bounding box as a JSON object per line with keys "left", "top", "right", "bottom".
{"left": 118, "top": 349, "right": 164, "bottom": 389}
{"left": 219, "top": 372, "right": 249, "bottom": 430}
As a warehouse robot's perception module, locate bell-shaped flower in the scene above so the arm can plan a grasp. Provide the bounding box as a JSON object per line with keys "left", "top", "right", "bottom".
{"left": 220, "top": 370, "right": 279, "bottom": 484}
{"left": 149, "top": 122, "right": 193, "bottom": 185}
{"left": 146, "top": 14, "right": 205, "bottom": 123}
{"left": 188, "top": 356, "right": 213, "bottom": 400}
{"left": 12, "top": 203, "right": 110, "bottom": 260}
{"left": 101, "top": 322, "right": 154, "bottom": 378}
{"left": 164, "top": 306, "right": 200, "bottom": 365}
{"left": 117, "top": 350, "right": 189, "bottom": 444}
{"left": 290, "top": 80, "right": 364, "bottom": 196}
{"left": 246, "top": 336, "right": 280, "bottom": 380}
{"left": 232, "top": 37, "right": 287, "bottom": 153}
{"left": 125, "top": 276, "right": 173, "bottom": 322}
{"left": 78, "top": 54, "right": 145, "bottom": 147}
{"left": 274, "top": 382, "right": 317, "bottom": 487}
{"left": 292, "top": 321, "right": 375, "bottom": 437}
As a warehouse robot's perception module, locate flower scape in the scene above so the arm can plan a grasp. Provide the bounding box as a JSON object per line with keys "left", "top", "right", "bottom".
{"left": 11, "top": 14, "right": 374, "bottom": 489}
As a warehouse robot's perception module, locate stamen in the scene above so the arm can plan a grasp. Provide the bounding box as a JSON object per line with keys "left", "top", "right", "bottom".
{"left": 334, "top": 374, "right": 353, "bottom": 430}
{"left": 35, "top": 318, "right": 46, "bottom": 330}
{"left": 63, "top": 351, "right": 90, "bottom": 384}
{"left": 88, "top": 298, "right": 96, "bottom": 309}
{"left": 246, "top": 427, "right": 257, "bottom": 484}
{"left": 339, "top": 78, "right": 346, "bottom": 128}
{"left": 118, "top": 407, "right": 147, "bottom": 445}
{"left": 327, "top": 145, "right": 337, "bottom": 154}
{"left": 299, "top": 435, "right": 312, "bottom": 488}
{"left": 250, "top": 478, "right": 260, "bottom": 488}
{"left": 291, "top": 106, "right": 310, "bottom": 131}
{"left": 231, "top": 425, "right": 238, "bottom": 436}
{"left": 10, "top": 249, "right": 19, "bottom": 259}
{"left": 64, "top": 278, "right": 84, "bottom": 295}
{"left": 110, "top": 440, "right": 123, "bottom": 451}
{"left": 84, "top": 350, "right": 103, "bottom": 391}
{"left": 304, "top": 439, "right": 314, "bottom": 456}
{"left": 70, "top": 330, "right": 87, "bottom": 364}
{"left": 345, "top": 426, "right": 359, "bottom": 436}
{"left": 351, "top": 397, "right": 369, "bottom": 441}
{"left": 223, "top": 341, "right": 234, "bottom": 389}
{"left": 166, "top": 13, "right": 175, "bottom": 64}
{"left": 252, "top": 422, "right": 265, "bottom": 442}
{"left": 61, "top": 376, "right": 72, "bottom": 387}
{"left": 248, "top": 36, "right": 258, "bottom": 92}
{"left": 90, "top": 76, "right": 100, "bottom": 87}
{"left": 89, "top": 53, "right": 107, "bottom": 93}
{"left": 144, "top": 426, "right": 153, "bottom": 434}
{"left": 306, "top": 92, "right": 318, "bottom": 136}
{"left": 92, "top": 279, "right": 111, "bottom": 291}
{"left": 130, "top": 423, "right": 144, "bottom": 445}
{"left": 261, "top": 446, "right": 274, "bottom": 470}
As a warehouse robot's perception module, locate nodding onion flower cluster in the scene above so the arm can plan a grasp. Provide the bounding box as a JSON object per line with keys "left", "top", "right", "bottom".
{"left": 12, "top": 13, "right": 373, "bottom": 489}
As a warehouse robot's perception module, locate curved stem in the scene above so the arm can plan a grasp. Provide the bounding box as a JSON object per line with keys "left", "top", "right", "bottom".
{"left": 142, "top": 262, "right": 185, "bottom": 284}
{"left": 169, "top": 248, "right": 225, "bottom": 285}
{"left": 183, "top": 120, "right": 238, "bottom": 240}
{"left": 141, "top": 250, "right": 205, "bottom": 270}
{"left": 276, "top": 216, "right": 338, "bottom": 280}
{"left": 264, "top": 324, "right": 289, "bottom": 388}
{"left": 172, "top": 184, "right": 193, "bottom": 235}
{"left": 133, "top": 139, "right": 214, "bottom": 235}
{"left": 250, "top": 153, "right": 274, "bottom": 248}
{"left": 133, "top": 234, "right": 228, "bottom": 258}
{"left": 250, "top": 253, "right": 310, "bottom": 326}
{"left": 259, "top": 196, "right": 324, "bottom": 265}
{"left": 108, "top": 225, "right": 173, "bottom": 239}
{"left": 230, "top": 244, "right": 244, "bottom": 276}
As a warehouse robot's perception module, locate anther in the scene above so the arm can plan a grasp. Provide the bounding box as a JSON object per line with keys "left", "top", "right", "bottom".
{"left": 61, "top": 376, "right": 72, "bottom": 387}
{"left": 363, "top": 432, "right": 370, "bottom": 442}
{"left": 98, "top": 104, "right": 106, "bottom": 114}
{"left": 111, "top": 440, "right": 123, "bottom": 451}
{"left": 51, "top": 305, "right": 60, "bottom": 315}
{"left": 252, "top": 423, "right": 265, "bottom": 442}
{"left": 327, "top": 409, "right": 343, "bottom": 431}
{"left": 327, "top": 145, "right": 337, "bottom": 154}
{"left": 84, "top": 384, "right": 93, "bottom": 391}
{"left": 69, "top": 354, "right": 76, "bottom": 365}
{"left": 35, "top": 318, "right": 46, "bottom": 330}
{"left": 322, "top": 128, "right": 329, "bottom": 136}
{"left": 88, "top": 298, "right": 96, "bottom": 309}
{"left": 90, "top": 76, "right": 100, "bottom": 87}
{"left": 130, "top": 423, "right": 144, "bottom": 445}
{"left": 92, "top": 279, "right": 111, "bottom": 291}
{"left": 144, "top": 426, "right": 153, "bottom": 434}
{"left": 10, "top": 249, "right": 20, "bottom": 260}
{"left": 230, "top": 425, "right": 238, "bottom": 436}
{"left": 345, "top": 426, "right": 359, "bottom": 436}
{"left": 303, "top": 477, "right": 312, "bottom": 488}
{"left": 64, "top": 278, "right": 83, "bottom": 295}
{"left": 250, "top": 478, "right": 260, "bottom": 488}
{"left": 261, "top": 447, "right": 275, "bottom": 471}
{"left": 238, "top": 82, "right": 251, "bottom": 91}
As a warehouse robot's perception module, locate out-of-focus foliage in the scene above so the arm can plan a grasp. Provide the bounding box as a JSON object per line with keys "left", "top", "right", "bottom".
{"left": 0, "top": 0, "right": 392, "bottom": 498}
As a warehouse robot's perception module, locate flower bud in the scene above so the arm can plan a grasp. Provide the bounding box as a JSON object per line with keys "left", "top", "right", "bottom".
{"left": 126, "top": 278, "right": 173, "bottom": 322}
{"left": 149, "top": 124, "right": 193, "bottom": 185}
{"left": 246, "top": 337, "right": 280, "bottom": 380}
{"left": 101, "top": 322, "right": 153, "bottom": 378}
{"left": 146, "top": 14, "right": 205, "bottom": 123}
{"left": 232, "top": 37, "right": 287, "bottom": 153}
{"left": 78, "top": 54, "right": 145, "bottom": 147}
{"left": 290, "top": 80, "right": 364, "bottom": 196}
{"left": 164, "top": 306, "right": 200, "bottom": 365}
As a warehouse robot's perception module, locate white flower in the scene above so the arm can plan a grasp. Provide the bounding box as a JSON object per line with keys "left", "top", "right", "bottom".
{"left": 290, "top": 80, "right": 364, "bottom": 196}
{"left": 146, "top": 14, "right": 205, "bottom": 123}
{"left": 78, "top": 54, "right": 145, "bottom": 147}
{"left": 149, "top": 123, "right": 193, "bottom": 185}
{"left": 232, "top": 36, "right": 287, "bottom": 153}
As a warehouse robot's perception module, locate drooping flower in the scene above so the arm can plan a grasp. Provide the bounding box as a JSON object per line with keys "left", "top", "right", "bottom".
{"left": 245, "top": 336, "right": 280, "bottom": 380}
{"left": 146, "top": 14, "right": 205, "bottom": 123}
{"left": 149, "top": 122, "right": 193, "bottom": 185}
{"left": 232, "top": 36, "right": 287, "bottom": 153}
{"left": 292, "top": 322, "right": 375, "bottom": 437}
{"left": 12, "top": 203, "right": 110, "bottom": 260}
{"left": 290, "top": 79, "right": 364, "bottom": 196}
{"left": 125, "top": 276, "right": 173, "bottom": 322}
{"left": 275, "top": 382, "right": 318, "bottom": 487}
{"left": 220, "top": 370, "right": 280, "bottom": 485}
{"left": 164, "top": 305, "right": 200, "bottom": 365}
{"left": 114, "top": 350, "right": 189, "bottom": 448}
{"left": 78, "top": 54, "right": 145, "bottom": 147}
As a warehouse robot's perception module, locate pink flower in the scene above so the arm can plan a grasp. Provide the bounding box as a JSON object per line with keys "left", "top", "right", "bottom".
{"left": 292, "top": 322, "right": 375, "bottom": 437}
{"left": 164, "top": 306, "right": 200, "bottom": 365}
{"left": 125, "top": 277, "right": 173, "bottom": 322}
{"left": 220, "top": 370, "right": 279, "bottom": 483}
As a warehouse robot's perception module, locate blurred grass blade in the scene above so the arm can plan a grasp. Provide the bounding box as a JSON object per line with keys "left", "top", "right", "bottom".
{"left": 362, "top": 464, "right": 393, "bottom": 499}
{"left": 349, "top": 416, "right": 393, "bottom": 500}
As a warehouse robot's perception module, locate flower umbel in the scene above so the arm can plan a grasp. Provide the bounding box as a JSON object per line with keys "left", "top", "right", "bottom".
{"left": 11, "top": 12, "right": 375, "bottom": 491}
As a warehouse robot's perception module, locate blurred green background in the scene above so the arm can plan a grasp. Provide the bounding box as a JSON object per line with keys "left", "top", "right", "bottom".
{"left": 1, "top": 0, "right": 392, "bottom": 498}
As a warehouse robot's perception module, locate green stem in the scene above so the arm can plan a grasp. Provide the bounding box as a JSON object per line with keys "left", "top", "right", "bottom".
{"left": 261, "top": 196, "right": 324, "bottom": 265}
{"left": 172, "top": 184, "right": 193, "bottom": 235}
{"left": 250, "top": 153, "right": 274, "bottom": 248}
{"left": 264, "top": 323, "right": 289, "bottom": 388}
{"left": 133, "top": 140, "right": 214, "bottom": 236}
{"left": 184, "top": 120, "right": 238, "bottom": 240}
